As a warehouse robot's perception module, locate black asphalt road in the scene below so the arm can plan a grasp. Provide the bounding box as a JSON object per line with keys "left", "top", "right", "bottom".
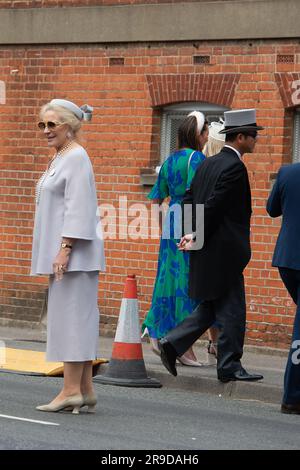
{"left": 0, "top": 371, "right": 300, "bottom": 450}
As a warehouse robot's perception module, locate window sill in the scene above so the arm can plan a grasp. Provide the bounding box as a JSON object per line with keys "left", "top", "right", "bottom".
{"left": 140, "top": 168, "right": 157, "bottom": 186}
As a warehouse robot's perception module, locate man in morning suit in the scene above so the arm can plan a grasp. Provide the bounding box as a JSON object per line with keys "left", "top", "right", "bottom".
{"left": 267, "top": 164, "right": 300, "bottom": 414}
{"left": 159, "top": 109, "right": 264, "bottom": 383}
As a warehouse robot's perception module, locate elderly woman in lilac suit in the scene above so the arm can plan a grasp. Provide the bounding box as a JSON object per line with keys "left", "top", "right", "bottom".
{"left": 31, "top": 99, "right": 105, "bottom": 414}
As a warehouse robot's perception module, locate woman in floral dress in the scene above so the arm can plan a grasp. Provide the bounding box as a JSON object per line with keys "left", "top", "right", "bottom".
{"left": 142, "top": 111, "right": 208, "bottom": 365}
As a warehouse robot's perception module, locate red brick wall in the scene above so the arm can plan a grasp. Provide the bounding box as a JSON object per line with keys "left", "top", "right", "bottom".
{"left": 1, "top": 39, "right": 300, "bottom": 347}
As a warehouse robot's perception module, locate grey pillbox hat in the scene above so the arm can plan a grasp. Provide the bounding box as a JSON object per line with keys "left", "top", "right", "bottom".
{"left": 50, "top": 99, "right": 93, "bottom": 121}
{"left": 50, "top": 99, "right": 84, "bottom": 120}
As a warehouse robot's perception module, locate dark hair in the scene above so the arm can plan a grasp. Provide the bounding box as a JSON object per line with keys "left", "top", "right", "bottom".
{"left": 225, "top": 132, "right": 240, "bottom": 142}
{"left": 225, "top": 130, "right": 257, "bottom": 142}
{"left": 177, "top": 116, "right": 208, "bottom": 151}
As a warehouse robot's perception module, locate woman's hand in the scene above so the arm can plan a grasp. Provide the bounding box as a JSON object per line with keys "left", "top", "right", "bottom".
{"left": 177, "top": 234, "right": 194, "bottom": 251}
{"left": 53, "top": 248, "right": 71, "bottom": 281}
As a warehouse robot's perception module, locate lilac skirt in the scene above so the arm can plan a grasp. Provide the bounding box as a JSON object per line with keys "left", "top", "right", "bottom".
{"left": 46, "top": 271, "right": 99, "bottom": 362}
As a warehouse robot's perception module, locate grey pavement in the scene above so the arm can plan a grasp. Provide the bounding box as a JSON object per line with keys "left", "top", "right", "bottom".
{"left": 2, "top": 371, "right": 300, "bottom": 450}
{"left": 0, "top": 324, "right": 287, "bottom": 406}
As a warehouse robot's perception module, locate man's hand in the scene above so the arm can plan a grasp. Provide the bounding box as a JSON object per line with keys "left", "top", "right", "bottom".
{"left": 177, "top": 233, "right": 194, "bottom": 251}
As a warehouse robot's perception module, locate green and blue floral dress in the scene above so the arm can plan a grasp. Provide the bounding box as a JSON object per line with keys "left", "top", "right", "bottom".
{"left": 143, "top": 148, "right": 206, "bottom": 339}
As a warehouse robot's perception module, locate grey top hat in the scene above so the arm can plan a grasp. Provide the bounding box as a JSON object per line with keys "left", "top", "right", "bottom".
{"left": 219, "top": 108, "right": 264, "bottom": 134}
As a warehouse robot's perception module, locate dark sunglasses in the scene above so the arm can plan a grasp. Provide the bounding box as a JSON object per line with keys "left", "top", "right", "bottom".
{"left": 37, "top": 120, "right": 66, "bottom": 131}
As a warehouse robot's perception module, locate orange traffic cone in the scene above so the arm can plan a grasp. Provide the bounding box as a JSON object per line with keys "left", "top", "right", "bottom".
{"left": 94, "top": 275, "right": 161, "bottom": 388}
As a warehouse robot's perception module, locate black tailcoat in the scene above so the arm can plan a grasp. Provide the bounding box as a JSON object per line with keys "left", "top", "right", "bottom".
{"left": 183, "top": 146, "right": 252, "bottom": 300}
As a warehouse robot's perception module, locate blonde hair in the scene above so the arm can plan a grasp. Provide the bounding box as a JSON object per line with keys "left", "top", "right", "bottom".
{"left": 203, "top": 120, "right": 225, "bottom": 157}
{"left": 203, "top": 137, "right": 225, "bottom": 157}
{"left": 40, "top": 103, "right": 82, "bottom": 138}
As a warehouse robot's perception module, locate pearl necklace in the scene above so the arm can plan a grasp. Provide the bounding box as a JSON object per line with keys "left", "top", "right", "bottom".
{"left": 35, "top": 140, "right": 74, "bottom": 205}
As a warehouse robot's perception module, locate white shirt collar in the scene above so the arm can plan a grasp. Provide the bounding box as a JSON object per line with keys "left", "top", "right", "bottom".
{"left": 224, "top": 145, "right": 242, "bottom": 160}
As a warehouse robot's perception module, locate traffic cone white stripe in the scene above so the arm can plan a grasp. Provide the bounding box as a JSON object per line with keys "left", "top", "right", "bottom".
{"left": 115, "top": 298, "right": 141, "bottom": 343}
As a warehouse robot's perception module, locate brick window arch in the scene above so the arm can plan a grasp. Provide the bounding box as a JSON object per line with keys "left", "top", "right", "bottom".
{"left": 275, "top": 73, "right": 300, "bottom": 109}
{"left": 146, "top": 73, "right": 240, "bottom": 108}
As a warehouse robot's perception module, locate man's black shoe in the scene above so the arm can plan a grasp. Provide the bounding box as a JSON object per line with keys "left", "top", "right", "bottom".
{"left": 281, "top": 403, "right": 300, "bottom": 415}
{"left": 218, "top": 367, "right": 263, "bottom": 383}
{"left": 158, "top": 338, "right": 177, "bottom": 377}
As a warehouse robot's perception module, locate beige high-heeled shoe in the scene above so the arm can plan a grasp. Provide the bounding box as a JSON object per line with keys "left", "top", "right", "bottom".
{"left": 177, "top": 354, "right": 203, "bottom": 367}
{"left": 150, "top": 338, "right": 160, "bottom": 356}
{"left": 141, "top": 327, "right": 160, "bottom": 356}
{"left": 36, "top": 394, "right": 83, "bottom": 414}
{"left": 81, "top": 393, "right": 97, "bottom": 413}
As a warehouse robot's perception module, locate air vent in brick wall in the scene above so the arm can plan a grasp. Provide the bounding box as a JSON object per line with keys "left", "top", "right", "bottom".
{"left": 193, "top": 55, "right": 210, "bottom": 65}
{"left": 277, "top": 54, "right": 294, "bottom": 63}
{"left": 109, "top": 57, "right": 125, "bottom": 66}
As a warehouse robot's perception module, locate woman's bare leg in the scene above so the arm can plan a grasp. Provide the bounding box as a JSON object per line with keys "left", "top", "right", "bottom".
{"left": 49, "top": 362, "right": 84, "bottom": 404}
{"left": 80, "top": 361, "right": 94, "bottom": 395}
{"left": 208, "top": 327, "right": 219, "bottom": 354}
